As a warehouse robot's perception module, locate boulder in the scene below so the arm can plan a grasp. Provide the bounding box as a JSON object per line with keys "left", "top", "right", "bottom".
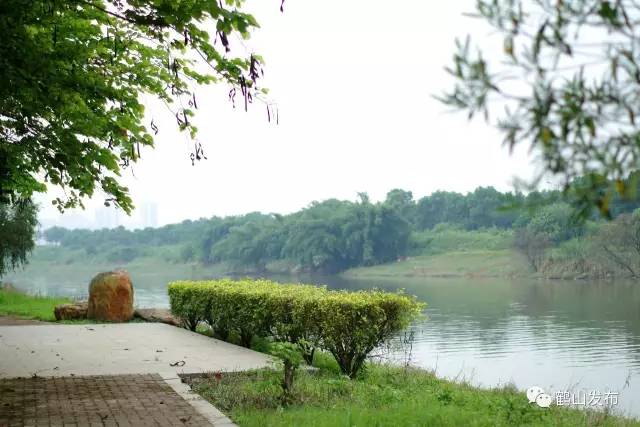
{"left": 54, "top": 302, "right": 88, "bottom": 321}
{"left": 1, "top": 282, "right": 17, "bottom": 291}
{"left": 134, "top": 308, "right": 181, "bottom": 327}
{"left": 87, "top": 271, "right": 134, "bottom": 322}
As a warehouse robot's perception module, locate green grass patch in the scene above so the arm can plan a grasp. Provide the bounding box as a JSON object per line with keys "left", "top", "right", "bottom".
{"left": 344, "top": 249, "right": 530, "bottom": 279}
{"left": 343, "top": 226, "right": 528, "bottom": 279}
{"left": 191, "top": 356, "right": 637, "bottom": 427}
{"left": 0, "top": 288, "right": 70, "bottom": 321}
{"left": 409, "top": 225, "right": 514, "bottom": 256}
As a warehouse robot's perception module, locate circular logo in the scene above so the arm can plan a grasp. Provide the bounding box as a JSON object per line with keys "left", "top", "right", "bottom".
{"left": 526, "top": 386, "right": 545, "bottom": 403}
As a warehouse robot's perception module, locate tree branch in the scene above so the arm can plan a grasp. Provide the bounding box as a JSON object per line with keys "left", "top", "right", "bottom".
{"left": 72, "top": 0, "right": 139, "bottom": 25}
{"left": 602, "top": 244, "right": 638, "bottom": 277}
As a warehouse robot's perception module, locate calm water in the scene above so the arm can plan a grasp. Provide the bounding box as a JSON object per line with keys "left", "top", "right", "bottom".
{"left": 6, "top": 266, "right": 640, "bottom": 417}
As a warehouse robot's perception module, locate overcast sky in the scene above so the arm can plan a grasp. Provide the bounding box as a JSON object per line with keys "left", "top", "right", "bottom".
{"left": 38, "top": 0, "right": 537, "bottom": 228}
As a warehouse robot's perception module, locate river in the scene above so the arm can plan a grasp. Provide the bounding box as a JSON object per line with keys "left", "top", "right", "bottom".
{"left": 5, "top": 264, "right": 640, "bottom": 418}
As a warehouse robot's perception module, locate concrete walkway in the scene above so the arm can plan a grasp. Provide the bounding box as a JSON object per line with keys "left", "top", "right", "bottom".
{"left": 0, "top": 323, "right": 275, "bottom": 426}
{"left": 0, "top": 323, "right": 273, "bottom": 378}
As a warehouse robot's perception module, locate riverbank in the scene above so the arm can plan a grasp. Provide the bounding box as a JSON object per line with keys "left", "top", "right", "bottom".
{"left": 189, "top": 351, "right": 639, "bottom": 427}
{"left": 342, "top": 249, "right": 530, "bottom": 279}
{"left": 4, "top": 285, "right": 640, "bottom": 425}
{"left": 4, "top": 246, "right": 624, "bottom": 291}
{"left": 19, "top": 223, "right": 629, "bottom": 282}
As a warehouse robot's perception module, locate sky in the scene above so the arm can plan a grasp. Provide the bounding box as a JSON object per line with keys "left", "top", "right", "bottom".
{"left": 38, "top": 0, "right": 537, "bottom": 229}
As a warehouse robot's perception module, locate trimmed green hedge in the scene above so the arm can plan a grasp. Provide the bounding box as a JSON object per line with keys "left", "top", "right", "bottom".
{"left": 168, "top": 279, "right": 424, "bottom": 378}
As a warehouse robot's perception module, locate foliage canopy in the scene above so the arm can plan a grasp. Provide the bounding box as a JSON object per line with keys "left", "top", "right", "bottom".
{"left": 597, "top": 209, "right": 640, "bottom": 277}
{"left": 0, "top": 200, "right": 38, "bottom": 277}
{"left": 1, "top": 0, "right": 268, "bottom": 213}
{"left": 42, "top": 183, "right": 640, "bottom": 273}
{"left": 440, "top": 0, "right": 640, "bottom": 216}
{"left": 168, "top": 279, "right": 424, "bottom": 378}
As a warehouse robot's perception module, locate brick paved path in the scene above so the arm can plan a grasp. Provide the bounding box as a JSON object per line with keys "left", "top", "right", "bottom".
{"left": 0, "top": 374, "right": 214, "bottom": 427}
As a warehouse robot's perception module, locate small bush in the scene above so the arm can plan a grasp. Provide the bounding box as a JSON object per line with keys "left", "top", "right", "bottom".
{"left": 316, "top": 290, "right": 423, "bottom": 378}
{"left": 212, "top": 280, "right": 275, "bottom": 347}
{"left": 268, "top": 284, "right": 328, "bottom": 363}
{"left": 168, "top": 279, "right": 424, "bottom": 378}
{"left": 167, "top": 282, "right": 212, "bottom": 331}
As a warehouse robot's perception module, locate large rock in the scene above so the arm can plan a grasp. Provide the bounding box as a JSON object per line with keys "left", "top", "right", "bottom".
{"left": 54, "top": 302, "right": 88, "bottom": 321}
{"left": 87, "top": 271, "right": 134, "bottom": 322}
{"left": 1, "top": 282, "right": 17, "bottom": 291}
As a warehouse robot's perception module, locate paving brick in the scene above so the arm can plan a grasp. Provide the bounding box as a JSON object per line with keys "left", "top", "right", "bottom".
{"left": 0, "top": 374, "right": 214, "bottom": 426}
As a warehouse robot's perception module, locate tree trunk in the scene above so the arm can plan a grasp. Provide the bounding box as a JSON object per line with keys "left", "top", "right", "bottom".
{"left": 280, "top": 360, "right": 296, "bottom": 405}
{"left": 239, "top": 330, "right": 253, "bottom": 348}
{"left": 297, "top": 343, "right": 315, "bottom": 365}
{"left": 282, "top": 361, "right": 295, "bottom": 392}
{"left": 350, "top": 354, "right": 368, "bottom": 379}
{"left": 602, "top": 245, "right": 638, "bottom": 278}
{"left": 214, "top": 327, "right": 229, "bottom": 341}
{"left": 185, "top": 316, "right": 199, "bottom": 331}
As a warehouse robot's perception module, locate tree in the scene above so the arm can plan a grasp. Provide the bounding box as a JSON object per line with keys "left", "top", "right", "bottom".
{"left": 440, "top": 0, "right": 640, "bottom": 216}
{"left": 415, "top": 191, "right": 468, "bottom": 230}
{"left": 598, "top": 209, "right": 640, "bottom": 277}
{"left": 514, "top": 228, "right": 551, "bottom": 272}
{"left": 210, "top": 218, "right": 281, "bottom": 272}
{"left": 367, "top": 204, "right": 411, "bottom": 265}
{"left": 514, "top": 202, "right": 583, "bottom": 272}
{"left": 1, "top": 0, "right": 271, "bottom": 213}
{"left": 384, "top": 189, "right": 416, "bottom": 223}
{"left": 466, "top": 186, "right": 522, "bottom": 229}
{"left": 514, "top": 202, "right": 585, "bottom": 271}
{"left": 525, "top": 203, "right": 583, "bottom": 244}
{"left": 0, "top": 200, "right": 38, "bottom": 277}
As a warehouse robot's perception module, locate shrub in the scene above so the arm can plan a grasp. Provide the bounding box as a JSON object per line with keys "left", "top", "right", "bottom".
{"left": 210, "top": 279, "right": 275, "bottom": 347}
{"left": 316, "top": 290, "right": 424, "bottom": 378}
{"left": 267, "top": 284, "right": 327, "bottom": 363}
{"left": 167, "top": 282, "right": 212, "bottom": 331}
{"left": 168, "top": 279, "right": 425, "bottom": 378}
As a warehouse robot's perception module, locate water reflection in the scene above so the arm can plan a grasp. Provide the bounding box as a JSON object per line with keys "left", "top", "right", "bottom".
{"left": 5, "top": 267, "right": 640, "bottom": 417}
{"left": 325, "top": 276, "right": 640, "bottom": 418}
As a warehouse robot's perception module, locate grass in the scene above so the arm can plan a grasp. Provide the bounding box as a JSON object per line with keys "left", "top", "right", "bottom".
{"left": 190, "top": 353, "right": 638, "bottom": 427}
{"left": 409, "top": 226, "right": 514, "bottom": 256}
{"left": 0, "top": 287, "right": 70, "bottom": 321}
{"left": 0, "top": 286, "right": 152, "bottom": 324}
{"left": 344, "top": 249, "right": 530, "bottom": 279}
{"left": 343, "top": 226, "right": 530, "bottom": 279}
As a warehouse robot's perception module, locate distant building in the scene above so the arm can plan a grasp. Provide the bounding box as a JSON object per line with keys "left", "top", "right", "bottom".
{"left": 94, "top": 207, "right": 121, "bottom": 229}
{"left": 139, "top": 202, "right": 158, "bottom": 228}
{"left": 39, "top": 202, "right": 158, "bottom": 231}
{"left": 39, "top": 213, "right": 93, "bottom": 230}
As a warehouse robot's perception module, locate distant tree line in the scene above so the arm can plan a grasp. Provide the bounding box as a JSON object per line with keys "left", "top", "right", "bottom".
{"left": 43, "top": 176, "right": 640, "bottom": 274}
